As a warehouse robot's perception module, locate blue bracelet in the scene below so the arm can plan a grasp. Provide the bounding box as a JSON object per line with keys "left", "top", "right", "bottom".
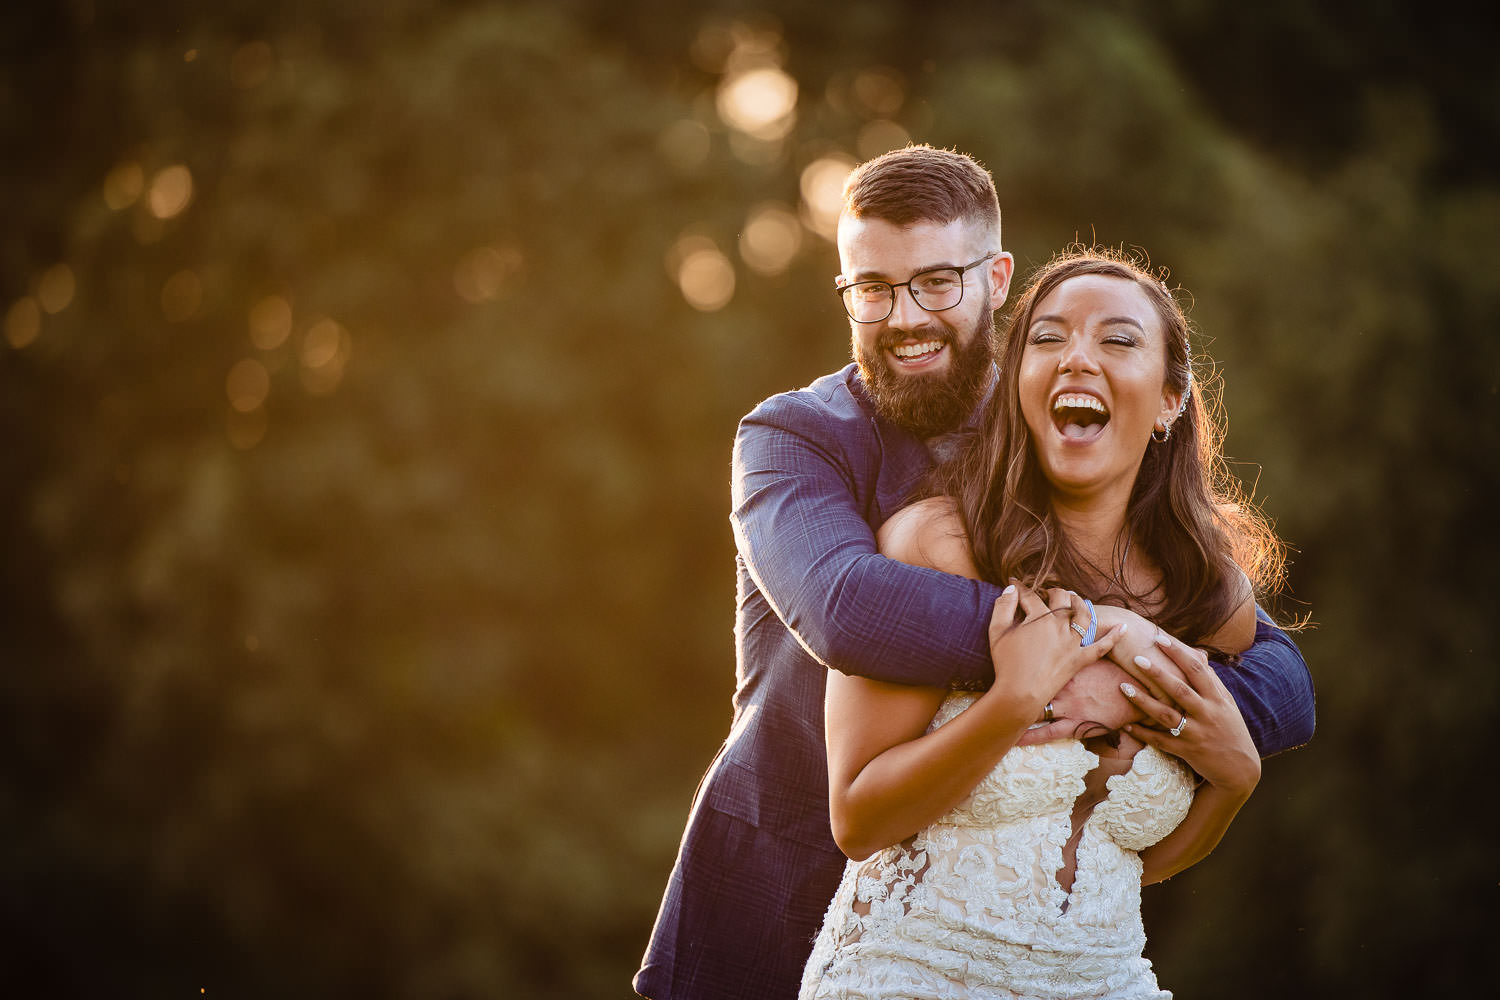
{"left": 1081, "top": 599, "right": 1097, "bottom": 645}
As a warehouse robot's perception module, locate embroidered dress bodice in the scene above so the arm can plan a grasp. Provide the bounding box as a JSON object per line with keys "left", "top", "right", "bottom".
{"left": 799, "top": 692, "right": 1195, "bottom": 1000}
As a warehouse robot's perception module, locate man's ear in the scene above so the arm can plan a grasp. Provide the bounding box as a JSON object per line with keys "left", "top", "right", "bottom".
{"left": 988, "top": 252, "right": 1015, "bottom": 310}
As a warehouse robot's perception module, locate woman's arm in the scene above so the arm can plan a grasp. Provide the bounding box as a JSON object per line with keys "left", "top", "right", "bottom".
{"left": 825, "top": 499, "right": 1121, "bottom": 860}
{"left": 1204, "top": 570, "right": 1257, "bottom": 656}
{"left": 1119, "top": 630, "right": 1262, "bottom": 883}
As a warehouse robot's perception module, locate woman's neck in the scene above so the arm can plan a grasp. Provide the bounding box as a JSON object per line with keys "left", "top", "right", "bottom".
{"left": 1049, "top": 494, "right": 1130, "bottom": 579}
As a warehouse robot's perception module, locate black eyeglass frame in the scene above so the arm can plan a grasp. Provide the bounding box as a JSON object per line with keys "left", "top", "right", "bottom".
{"left": 834, "top": 252, "right": 997, "bottom": 323}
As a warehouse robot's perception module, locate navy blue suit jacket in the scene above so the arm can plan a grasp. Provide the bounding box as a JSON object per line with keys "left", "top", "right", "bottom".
{"left": 635, "top": 364, "right": 1315, "bottom": 1000}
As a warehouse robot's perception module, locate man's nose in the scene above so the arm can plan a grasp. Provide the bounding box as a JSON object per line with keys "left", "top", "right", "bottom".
{"left": 887, "top": 283, "right": 925, "bottom": 330}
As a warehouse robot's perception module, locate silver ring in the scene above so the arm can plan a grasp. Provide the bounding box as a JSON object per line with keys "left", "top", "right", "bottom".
{"left": 1169, "top": 713, "right": 1189, "bottom": 737}
{"left": 1069, "top": 622, "right": 1087, "bottom": 640}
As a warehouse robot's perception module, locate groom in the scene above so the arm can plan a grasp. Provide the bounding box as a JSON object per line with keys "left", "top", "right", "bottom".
{"left": 634, "top": 145, "right": 1314, "bottom": 1000}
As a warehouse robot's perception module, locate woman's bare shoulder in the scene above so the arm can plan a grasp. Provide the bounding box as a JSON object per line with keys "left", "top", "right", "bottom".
{"left": 876, "top": 496, "right": 979, "bottom": 579}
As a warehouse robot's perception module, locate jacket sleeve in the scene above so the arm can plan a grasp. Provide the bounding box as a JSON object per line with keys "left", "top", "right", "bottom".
{"left": 1214, "top": 610, "right": 1316, "bottom": 757}
{"left": 731, "top": 392, "right": 999, "bottom": 689}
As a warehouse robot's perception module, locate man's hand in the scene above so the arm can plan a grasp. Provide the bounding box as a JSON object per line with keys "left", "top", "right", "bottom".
{"left": 1016, "top": 658, "right": 1145, "bottom": 745}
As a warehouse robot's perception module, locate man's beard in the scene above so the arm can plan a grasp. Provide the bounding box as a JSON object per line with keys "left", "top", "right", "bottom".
{"left": 855, "top": 311, "right": 996, "bottom": 439}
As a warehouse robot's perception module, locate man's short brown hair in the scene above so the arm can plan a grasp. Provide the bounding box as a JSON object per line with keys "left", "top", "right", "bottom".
{"left": 841, "top": 144, "right": 1002, "bottom": 246}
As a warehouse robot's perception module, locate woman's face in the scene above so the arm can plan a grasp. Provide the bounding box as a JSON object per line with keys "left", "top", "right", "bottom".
{"left": 1017, "top": 274, "right": 1183, "bottom": 506}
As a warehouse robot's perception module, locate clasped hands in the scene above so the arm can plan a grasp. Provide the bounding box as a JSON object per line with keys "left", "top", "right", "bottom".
{"left": 986, "top": 583, "right": 1260, "bottom": 796}
{"left": 985, "top": 584, "right": 1179, "bottom": 744}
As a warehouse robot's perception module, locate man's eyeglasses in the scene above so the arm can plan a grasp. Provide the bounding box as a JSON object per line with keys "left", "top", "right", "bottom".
{"left": 835, "top": 253, "right": 996, "bottom": 324}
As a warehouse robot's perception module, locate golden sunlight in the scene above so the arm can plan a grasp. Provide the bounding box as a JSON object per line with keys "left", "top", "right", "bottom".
{"left": 226, "top": 358, "right": 271, "bottom": 413}
{"left": 300, "top": 318, "right": 351, "bottom": 395}
{"left": 850, "top": 67, "right": 906, "bottom": 118}
{"left": 103, "top": 162, "right": 145, "bottom": 210}
{"left": 249, "top": 295, "right": 293, "bottom": 351}
{"left": 669, "top": 234, "right": 736, "bottom": 312}
{"left": 740, "top": 202, "right": 802, "bottom": 277}
{"left": 5, "top": 297, "right": 42, "bottom": 349}
{"left": 799, "top": 155, "right": 857, "bottom": 241}
{"left": 38, "top": 264, "right": 76, "bottom": 315}
{"left": 148, "top": 165, "right": 195, "bottom": 219}
{"left": 716, "top": 66, "right": 798, "bottom": 141}
{"left": 856, "top": 120, "right": 912, "bottom": 161}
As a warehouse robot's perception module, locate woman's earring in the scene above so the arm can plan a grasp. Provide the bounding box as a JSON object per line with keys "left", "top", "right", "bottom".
{"left": 1151, "top": 422, "right": 1171, "bottom": 443}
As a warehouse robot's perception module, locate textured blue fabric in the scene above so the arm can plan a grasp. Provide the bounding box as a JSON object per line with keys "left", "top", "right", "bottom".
{"left": 634, "top": 364, "right": 1314, "bottom": 1000}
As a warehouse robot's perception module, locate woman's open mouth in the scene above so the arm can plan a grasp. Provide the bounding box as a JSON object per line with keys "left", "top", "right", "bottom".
{"left": 1052, "top": 392, "right": 1109, "bottom": 442}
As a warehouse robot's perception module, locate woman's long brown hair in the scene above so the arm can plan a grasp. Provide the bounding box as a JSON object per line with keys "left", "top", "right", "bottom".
{"left": 930, "top": 247, "right": 1286, "bottom": 650}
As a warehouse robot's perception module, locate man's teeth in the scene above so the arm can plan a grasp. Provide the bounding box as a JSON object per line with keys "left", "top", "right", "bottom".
{"left": 1053, "top": 393, "right": 1107, "bottom": 415}
{"left": 893, "top": 341, "right": 944, "bottom": 359}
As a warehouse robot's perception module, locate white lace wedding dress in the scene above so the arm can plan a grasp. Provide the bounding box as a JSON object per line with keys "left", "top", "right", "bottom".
{"left": 799, "top": 692, "right": 1195, "bottom": 1000}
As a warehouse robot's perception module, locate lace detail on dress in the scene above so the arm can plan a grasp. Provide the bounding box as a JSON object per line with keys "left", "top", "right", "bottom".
{"left": 800, "top": 693, "right": 1195, "bottom": 1000}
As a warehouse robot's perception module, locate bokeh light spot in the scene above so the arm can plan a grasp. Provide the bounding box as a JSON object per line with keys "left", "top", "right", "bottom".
{"left": 5, "top": 297, "right": 42, "bottom": 349}
{"left": 717, "top": 67, "right": 798, "bottom": 141}
{"left": 38, "top": 264, "right": 76, "bottom": 315}
{"left": 740, "top": 203, "right": 803, "bottom": 277}
{"left": 303, "top": 319, "right": 344, "bottom": 369}
{"left": 149, "top": 164, "right": 195, "bottom": 219}
{"left": 453, "top": 246, "right": 523, "bottom": 304}
{"left": 856, "top": 120, "right": 913, "bottom": 161}
{"left": 161, "top": 270, "right": 203, "bottom": 322}
{"left": 799, "top": 155, "right": 857, "bottom": 241}
{"left": 226, "top": 358, "right": 271, "bottom": 412}
{"left": 249, "top": 295, "right": 293, "bottom": 350}
{"left": 852, "top": 67, "right": 906, "bottom": 117}
{"left": 300, "top": 319, "right": 351, "bottom": 395}
{"left": 668, "top": 235, "right": 736, "bottom": 312}
{"left": 103, "top": 162, "right": 145, "bottom": 210}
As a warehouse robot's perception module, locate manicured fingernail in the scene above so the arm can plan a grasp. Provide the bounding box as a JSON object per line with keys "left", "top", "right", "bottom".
{"left": 1133, "top": 655, "right": 1152, "bottom": 670}
{"left": 1002, "top": 584, "right": 1016, "bottom": 596}
{"left": 1155, "top": 630, "right": 1172, "bottom": 648}
{"left": 1121, "top": 682, "right": 1137, "bottom": 697}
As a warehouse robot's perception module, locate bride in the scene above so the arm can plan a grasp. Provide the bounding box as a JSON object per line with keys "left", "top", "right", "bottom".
{"left": 799, "top": 248, "right": 1283, "bottom": 998}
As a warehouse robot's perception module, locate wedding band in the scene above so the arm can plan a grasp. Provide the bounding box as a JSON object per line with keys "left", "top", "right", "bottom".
{"left": 1044, "top": 701, "right": 1055, "bottom": 723}
{"left": 1070, "top": 622, "right": 1087, "bottom": 640}
{"left": 1169, "top": 713, "right": 1189, "bottom": 737}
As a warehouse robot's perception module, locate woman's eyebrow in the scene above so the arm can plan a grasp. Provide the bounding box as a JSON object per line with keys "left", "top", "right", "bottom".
{"left": 1028, "top": 313, "right": 1147, "bottom": 332}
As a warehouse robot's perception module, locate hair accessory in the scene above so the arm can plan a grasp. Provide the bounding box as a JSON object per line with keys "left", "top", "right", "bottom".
{"left": 1169, "top": 712, "right": 1189, "bottom": 737}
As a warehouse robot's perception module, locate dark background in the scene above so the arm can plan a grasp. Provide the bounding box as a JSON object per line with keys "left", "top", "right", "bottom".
{"left": 2, "top": 1, "right": 1496, "bottom": 996}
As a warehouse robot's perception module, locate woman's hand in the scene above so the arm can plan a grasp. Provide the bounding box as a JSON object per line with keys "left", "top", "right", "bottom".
{"left": 1121, "top": 629, "right": 1260, "bottom": 797}
{"left": 1123, "top": 628, "right": 1261, "bottom": 884}
{"left": 986, "top": 584, "right": 1124, "bottom": 721}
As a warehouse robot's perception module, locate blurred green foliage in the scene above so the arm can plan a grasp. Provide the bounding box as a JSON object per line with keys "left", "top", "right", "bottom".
{"left": 2, "top": 1, "right": 1495, "bottom": 996}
